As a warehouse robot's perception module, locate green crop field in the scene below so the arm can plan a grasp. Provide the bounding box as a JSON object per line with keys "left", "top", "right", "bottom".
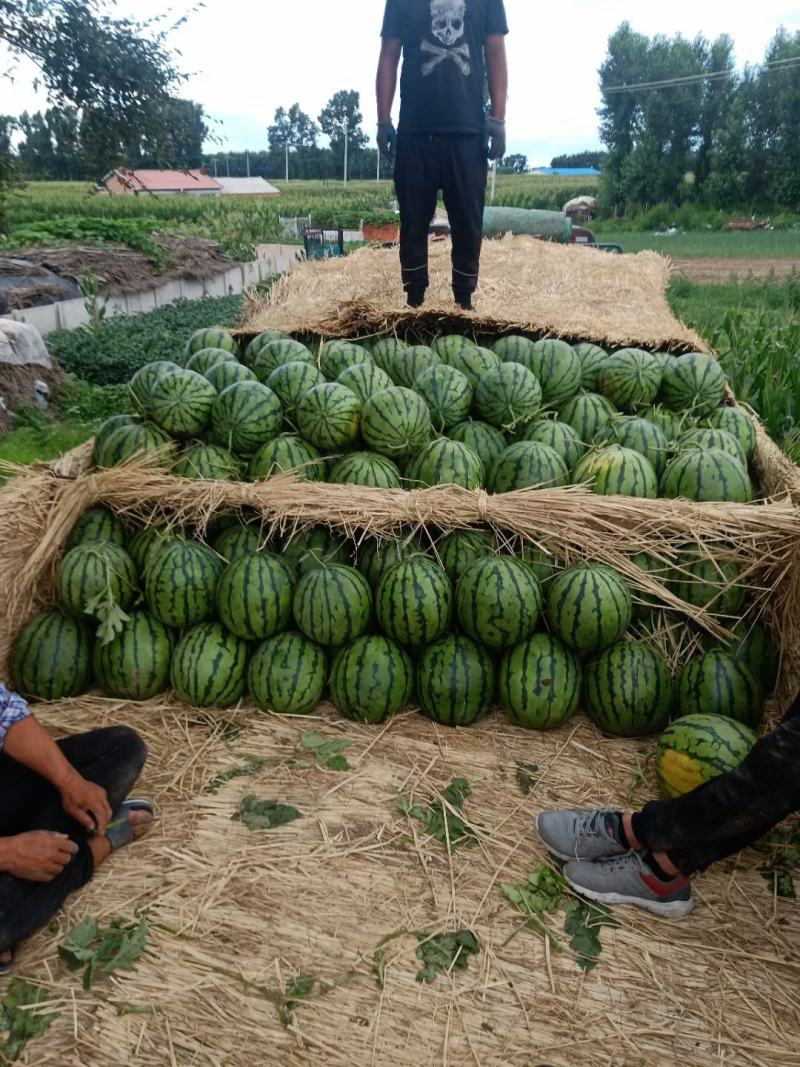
{"left": 592, "top": 229, "right": 800, "bottom": 259}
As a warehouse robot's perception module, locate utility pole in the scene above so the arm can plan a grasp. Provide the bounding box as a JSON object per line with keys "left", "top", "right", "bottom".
{"left": 285, "top": 143, "right": 289, "bottom": 183}
{"left": 376, "top": 145, "right": 380, "bottom": 181}
{"left": 214, "top": 156, "right": 218, "bottom": 177}
{"left": 343, "top": 118, "right": 349, "bottom": 187}
{"left": 226, "top": 153, "right": 230, "bottom": 177}
{"left": 246, "top": 150, "right": 250, "bottom": 177}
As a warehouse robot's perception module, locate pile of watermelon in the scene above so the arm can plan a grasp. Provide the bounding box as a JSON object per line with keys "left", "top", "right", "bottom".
{"left": 92, "top": 327, "right": 761, "bottom": 506}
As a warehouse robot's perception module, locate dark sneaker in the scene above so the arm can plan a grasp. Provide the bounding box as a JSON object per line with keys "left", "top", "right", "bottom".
{"left": 406, "top": 288, "right": 426, "bottom": 309}
{"left": 536, "top": 808, "right": 628, "bottom": 862}
{"left": 454, "top": 291, "right": 473, "bottom": 311}
{"left": 564, "top": 853, "right": 694, "bottom": 918}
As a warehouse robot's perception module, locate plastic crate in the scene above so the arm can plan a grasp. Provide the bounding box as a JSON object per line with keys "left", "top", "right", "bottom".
{"left": 303, "top": 228, "right": 345, "bottom": 260}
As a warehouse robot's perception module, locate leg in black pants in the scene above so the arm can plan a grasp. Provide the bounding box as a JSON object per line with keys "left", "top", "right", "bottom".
{"left": 0, "top": 726, "right": 147, "bottom": 954}
{"left": 441, "top": 135, "right": 487, "bottom": 304}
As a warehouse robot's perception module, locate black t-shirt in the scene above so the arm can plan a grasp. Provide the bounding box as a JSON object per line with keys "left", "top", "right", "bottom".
{"left": 381, "top": 0, "right": 509, "bottom": 134}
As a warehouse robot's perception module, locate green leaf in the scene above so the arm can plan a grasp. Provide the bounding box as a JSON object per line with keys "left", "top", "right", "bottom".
{"left": 397, "top": 778, "right": 476, "bottom": 853}
{"left": 59, "top": 915, "right": 149, "bottom": 990}
{"left": 285, "top": 974, "right": 314, "bottom": 1000}
{"left": 415, "top": 930, "right": 479, "bottom": 984}
{"left": 502, "top": 866, "right": 565, "bottom": 917}
{"left": 206, "top": 758, "right": 267, "bottom": 794}
{"left": 515, "top": 761, "right": 539, "bottom": 796}
{"left": 299, "top": 731, "right": 352, "bottom": 771}
{"left": 101, "top": 917, "right": 149, "bottom": 975}
{"left": 563, "top": 898, "right": 619, "bottom": 972}
{"left": 236, "top": 794, "right": 302, "bottom": 831}
{"left": 0, "top": 979, "right": 58, "bottom": 1061}
{"left": 372, "top": 949, "right": 386, "bottom": 989}
{"left": 58, "top": 916, "right": 99, "bottom": 971}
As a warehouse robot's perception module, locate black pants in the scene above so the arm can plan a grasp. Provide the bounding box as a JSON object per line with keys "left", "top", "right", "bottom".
{"left": 634, "top": 699, "right": 800, "bottom": 875}
{"left": 0, "top": 726, "right": 147, "bottom": 954}
{"left": 394, "top": 133, "right": 487, "bottom": 299}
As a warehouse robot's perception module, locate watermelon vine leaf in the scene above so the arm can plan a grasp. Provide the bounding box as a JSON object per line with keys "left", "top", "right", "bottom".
{"left": 758, "top": 826, "right": 800, "bottom": 899}
{"left": 415, "top": 930, "right": 479, "bottom": 984}
{"left": 59, "top": 916, "right": 148, "bottom": 990}
{"left": 277, "top": 974, "right": 315, "bottom": 1027}
{"left": 515, "top": 761, "right": 539, "bottom": 796}
{"left": 563, "top": 898, "right": 619, "bottom": 972}
{"left": 236, "top": 794, "right": 302, "bottom": 831}
{"left": 85, "top": 591, "right": 130, "bottom": 646}
{"left": 372, "top": 949, "right": 387, "bottom": 989}
{"left": 299, "top": 731, "right": 352, "bottom": 771}
{"left": 206, "top": 758, "right": 267, "bottom": 793}
{"left": 0, "top": 979, "right": 58, "bottom": 1062}
{"left": 396, "top": 778, "right": 476, "bottom": 853}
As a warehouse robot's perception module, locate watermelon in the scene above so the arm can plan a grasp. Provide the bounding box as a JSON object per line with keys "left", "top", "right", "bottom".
{"left": 172, "top": 443, "right": 241, "bottom": 481}
{"left": 296, "top": 383, "right": 361, "bottom": 450}
{"left": 641, "top": 404, "right": 690, "bottom": 443}
{"left": 243, "top": 330, "right": 290, "bottom": 366}
{"left": 414, "top": 365, "right": 473, "bottom": 432}
{"left": 713, "top": 620, "right": 778, "bottom": 695}
{"left": 525, "top": 340, "right": 582, "bottom": 407}
{"left": 57, "top": 542, "right": 137, "bottom": 620}
{"left": 433, "top": 334, "right": 470, "bottom": 360}
{"left": 417, "top": 635, "right": 495, "bottom": 727}
{"left": 283, "top": 527, "right": 350, "bottom": 577}
{"left": 217, "top": 554, "right": 294, "bottom": 640}
{"left": 293, "top": 564, "right": 372, "bottom": 647}
{"left": 572, "top": 445, "right": 658, "bottom": 498}
{"left": 170, "top": 621, "right": 248, "bottom": 708}
{"left": 266, "top": 361, "right": 326, "bottom": 424}
{"left": 145, "top": 540, "right": 223, "bottom": 627}
{"left": 129, "top": 363, "right": 182, "bottom": 414}
{"left": 215, "top": 525, "right": 267, "bottom": 561}
{"left": 707, "top": 406, "right": 757, "bottom": 462}
{"left": 656, "top": 713, "right": 758, "bottom": 798}
{"left": 518, "top": 417, "right": 586, "bottom": 470}
{"left": 558, "top": 393, "right": 617, "bottom": 443}
{"left": 678, "top": 427, "right": 746, "bottom": 466}
{"left": 330, "top": 636, "right": 414, "bottom": 723}
{"left": 439, "top": 530, "right": 495, "bottom": 584}
{"left": 475, "top": 363, "right": 543, "bottom": 431}
{"left": 498, "top": 633, "right": 581, "bottom": 730}
{"left": 448, "top": 420, "right": 508, "bottom": 473}
{"left": 12, "top": 610, "right": 92, "bottom": 700}
{"left": 595, "top": 416, "right": 670, "bottom": 478}
{"left": 456, "top": 556, "right": 542, "bottom": 649}
{"left": 660, "top": 353, "right": 726, "bottom": 417}
{"left": 93, "top": 414, "right": 142, "bottom": 456}
{"left": 319, "top": 340, "right": 373, "bottom": 381}
{"left": 361, "top": 387, "right": 432, "bottom": 459}
{"left": 489, "top": 441, "right": 568, "bottom": 493}
{"left": 94, "top": 422, "right": 172, "bottom": 469}
{"left": 211, "top": 381, "right": 283, "bottom": 457}
{"left": 184, "top": 328, "right": 238, "bottom": 361}
{"left": 356, "top": 536, "right": 423, "bottom": 588}
{"left": 371, "top": 337, "right": 408, "bottom": 375}
{"left": 670, "top": 553, "right": 745, "bottom": 616}
{"left": 66, "top": 507, "right": 126, "bottom": 551}
{"left": 630, "top": 550, "right": 671, "bottom": 619}
{"left": 249, "top": 434, "right": 325, "bottom": 482}
{"left": 127, "top": 526, "right": 174, "bottom": 575}
{"left": 599, "top": 348, "right": 662, "bottom": 411}
{"left": 146, "top": 369, "right": 217, "bottom": 439}
{"left": 520, "top": 543, "right": 559, "bottom": 585}
{"left": 493, "top": 335, "right": 536, "bottom": 364}
{"left": 251, "top": 339, "right": 314, "bottom": 382}
{"left": 248, "top": 632, "right": 326, "bottom": 715}
{"left": 677, "top": 650, "right": 764, "bottom": 727}
{"left": 660, "top": 449, "right": 752, "bottom": 503}
{"left": 93, "top": 610, "right": 173, "bottom": 700}
{"left": 337, "top": 362, "right": 393, "bottom": 405}
{"left": 329, "top": 452, "right": 401, "bottom": 488}
{"left": 405, "top": 439, "right": 484, "bottom": 490}
{"left": 573, "top": 343, "right": 607, "bottom": 392}
{"left": 205, "top": 360, "right": 257, "bottom": 392}
{"left": 185, "top": 347, "right": 237, "bottom": 376}
{"left": 442, "top": 344, "right": 500, "bottom": 388}
{"left": 376, "top": 557, "right": 452, "bottom": 648}
{"left": 584, "top": 641, "right": 673, "bottom": 737}
{"left": 391, "top": 345, "right": 441, "bottom": 388}
{"left": 546, "top": 564, "right": 632, "bottom": 653}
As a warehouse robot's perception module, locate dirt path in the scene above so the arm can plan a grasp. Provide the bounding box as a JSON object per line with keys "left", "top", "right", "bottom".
{"left": 671, "top": 256, "right": 800, "bottom": 283}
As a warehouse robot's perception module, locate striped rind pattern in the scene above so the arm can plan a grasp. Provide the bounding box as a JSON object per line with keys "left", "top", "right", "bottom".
{"left": 296, "top": 383, "right": 362, "bottom": 450}
{"left": 456, "top": 556, "right": 543, "bottom": 649}
{"left": 660, "top": 448, "right": 752, "bottom": 502}
{"left": 677, "top": 650, "right": 764, "bottom": 727}
{"left": 376, "top": 558, "right": 452, "bottom": 648}
{"left": 130, "top": 362, "right": 181, "bottom": 409}
{"left": 557, "top": 392, "right": 617, "bottom": 443}
{"left": 599, "top": 348, "right": 662, "bottom": 411}
{"left": 361, "top": 387, "right": 433, "bottom": 458}
{"left": 417, "top": 634, "right": 495, "bottom": 726}
{"left": 329, "top": 452, "right": 401, "bottom": 488}
{"left": 390, "top": 346, "right": 441, "bottom": 388}
{"left": 678, "top": 427, "right": 746, "bottom": 466}
{"left": 249, "top": 434, "right": 324, "bottom": 482}
{"left": 185, "top": 348, "right": 237, "bottom": 376}
{"left": 413, "top": 365, "right": 473, "bottom": 432}
{"left": 330, "top": 636, "right": 414, "bottom": 723}
{"left": 597, "top": 417, "right": 669, "bottom": 477}
{"left": 526, "top": 340, "right": 583, "bottom": 407}
{"left": 660, "top": 353, "right": 726, "bottom": 417}
{"left": 57, "top": 543, "right": 138, "bottom": 619}
{"left": 498, "top": 633, "right": 581, "bottom": 730}
{"left": 405, "top": 439, "right": 484, "bottom": 489}
{"left": 172, "top": 444, "right": 241, "bottom": 481}
{"left": 95, "top": 422, "right": 172, "bottom": 468}
{"left": 243, "top": 330, "right": 289, "bottom": 366}
{"left": 266, "top": 361, "right": 326, "bottom": 422}
{"left": 147, "top": 369, "right": 217, "bottom": 438}
{"left": 251, "top": 339, "right": 314, "bottom": 382}
{"left": 217, "top": 554, "right": 294, "bottom": 640}
{"left": 184, "top": 329, "right": 238, "bottom": 359}
{"left": 670, "top": 554, "right": 745, "bottom": 615}
{"left": 211, "top": 381, "right": 283, "bottom": 457}
{"left": 319, "top": 341, "right": 373, "bottom": 382}
{"left": 443, "top": 345, "right": 500, "bottom": 388}
{"left": 519, "top": 418, "right": 586, "bottom": 470}
{"left": 573, "top": 343, "right": 607, "bottom": 392}
{"left": 248, "top": 632, "right": 327, "bottom": 715}
{"left": 283, "top": 527, "right": 349, "bottom": 577}
{"left": 475, "top": 363, "right": 543, "bottom": 431}
{"left": 584, "top": 641, "right": 673, "bottom": 737}
{"left": 204, "top": 361, "right": 257, "bottom": 391}
{"left": 493, "top": 335, "right": 537, "bottom": 363}
{"left": 12, "top": 610, "right": 93, "bottom": 700}
{"left": 293, "top": 564, "right": 372, "bottom": 647}
{"left": 439, "top": 530, "right": 495, "bottom": 584}
{"left": 370, "top": 338, "right": 408, "bottom": 374}
{"left": 489, "top": 441, "right": 569, "bottom": 492}
{"left": 66, "top": 507, "right": 126, "bottom": 551}
{"left": 656, "top": 713, "right": 757, "bottom": 797}
{"left": 215, "top": 525, "right": 266, "bottom": 562}
{"left": 572, "top": 445, "right": 658, "bottom": 498}
{"left": 707, "top": 406, "right": 757, "bottom": 461}
{"left": 337, "top": 362, "right": 393, "bottom": 404}
{"left": 170, "top": 621, "right": 248, "bottom": 708}
{"left": 145, "top": 540, "right": 223, "bottom": 627}
{"left": 356, "top": 537, "right": 421, "bottom": 588}
{"left": 546, "top": 564, "right": 632, "bottom": 653}
{"left": 94, "top": 609, "right": 173, "bottom": 700}
{"left": 448, "top": 419, "right": 508, "bottom": 472}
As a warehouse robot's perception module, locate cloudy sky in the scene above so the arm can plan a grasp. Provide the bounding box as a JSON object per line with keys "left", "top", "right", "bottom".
{"left": 3, "top": 0, "right": 799, "bottom": 165}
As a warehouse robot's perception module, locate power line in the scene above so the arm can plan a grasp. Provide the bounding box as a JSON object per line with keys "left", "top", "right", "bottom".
{"left": 603, "top": 54, "right": 800, "bottom": 94}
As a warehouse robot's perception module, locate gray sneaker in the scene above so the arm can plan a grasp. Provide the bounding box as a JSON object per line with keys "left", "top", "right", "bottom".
{"left": 536, "top": 808, "right": 628, "bottom": 862}
{"left": 564, "top": 852, "right": 694, "bottom": 918}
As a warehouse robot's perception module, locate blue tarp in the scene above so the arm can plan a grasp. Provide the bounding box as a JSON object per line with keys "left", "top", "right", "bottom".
{"left": 532, "top": 168, "right": 601, "bottom": 176}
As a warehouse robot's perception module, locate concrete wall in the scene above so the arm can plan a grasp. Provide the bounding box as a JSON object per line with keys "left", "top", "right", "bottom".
{"left": 3, "top": 245, "right": 302, "bottom": 337}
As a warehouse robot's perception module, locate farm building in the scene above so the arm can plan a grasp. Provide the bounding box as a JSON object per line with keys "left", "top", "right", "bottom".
{"left": 216, "top": 177, "right": 280, "bottom": 196}
{"left": 101, "top": 168, "right": 223, "bottom": 196}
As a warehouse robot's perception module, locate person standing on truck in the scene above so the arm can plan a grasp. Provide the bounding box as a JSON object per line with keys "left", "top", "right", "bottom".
{"left": 376, "top": 0, "right": 509, "bottom": 311}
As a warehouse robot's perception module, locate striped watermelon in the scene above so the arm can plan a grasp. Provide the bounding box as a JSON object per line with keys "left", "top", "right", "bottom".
{"left": 146, "top": 369, "right": 217, "bottom": 438}
{"left": 573, "top": 445, "right": 658, "bottom": 498}
{"left": 499, "top": 633, "right": 581, "bottom": 730}
{"left": 519, "top": 417, "right": 586, "bottom": 470}
{"left": 215, "top": 525, "right": 267, "bottom": 561}
{"left": 130, "top": 362, "right": 181, "bottom": 412}
{"left": 584, "top": 642, "right": 673, "bottom": 737}
{"left": 211, "top": 381, "right": 283, "bottom": 457}
{"left": 337, "top": 362, "right": 393, "bottom": 404}
{"left": 93, "top": 414, "right": 142, "bottom": 456}
{"left": 558, "top": 393, "right": 617, "bottom": 443}
{"left": 172, "top": 443, "right": 241, "bottom": 481}
{"left": 356, "top": 536, "right": 424, "bottom": 588}
{"left": 642, "top": 404, "right": 690, "bottom": 443}
{"left": 433, "top": 335, "right": 470, "bottom": 360}
{"left": 546, "top": 564, "right": 632, "bottom": 653}
{"left": 493, "top": 335, "right": 536, "bottom": 364}
{"left": 217, "top": 554, "right": 294, "bottom": 640}
{"left": 405, "top": 439, "right": 484, "bottom": 489}
{"left": 12, "top": 610, "right": 92, "bottom": 700}
{"left": 417, "top": 634, "right": 495, "bottom": 727}
{"left": 296, "top": 383, "right": 361, "bottom": 450}
{"left": 145, "top": 540, "right": 223, "bottom": 627}
{"left": 670, "top": 553, "right": 745, "bottom": 616}
{"left": 439, "top": 530, "right": 495, "bottom": 584}
{"left": 656, "top": 713, "right": 757, "bottom": 798}
{"left": 293, "top": 564, "right": 372, "bottom": 647}
{"left": 127, "top": 527, "right": 174, "bottom": 575}
{"left": 525, "top": 340, "right": 582, "bottom": 407}
{"left": 361, "top": 387, "right": 432, "bottom": 459}
{"left": 184, "top": 329, "right": 238, "bottom": 361}
{"left": 678, "top": 427, "right": 746, "bottom": 466}
{"left": 266, "top": 361, "right": 326, "bottom": 424}
{"left": 283, "top": 527, "right": 349, "bottom": 577}
{"left": 376, "top": 557, "right": 452, "bottom": 648}
{"left": 371, "top": 337, "right": 408, "bottom": 375}
{"left": 448, "top": 419, "right": 508, "bottom": 473}
{"left": 573, "top": 343, "right": 608, "bottom": 392}
{"left": 677, "top": 651, "right": 764, "bottom": 727}
{"left": 520, "top": 543, "right": 559, "bottom": 585}
{"left": 489, "top": 441, "right": 568, "bottom": 493}
{"left": 243, "top": 330, "right": 289, "bottom": 367}
{"left": 714, "top": 620, "right": 778, "bottom": 695}
{"left": 171, "top": 621, "right": 249, "bottom": 708}
{"left": 630, "top": 550, "right": 671, "bottom": 619}
{"left": 442, "top": 344, "right": 500, "bottom": 388}
{"left": 707, "top": 406, "right": 757, "bottom": 462}
{"left": 330, "top": 636, "right": 414, "bottom": 723}
{"left": 456, "top": 556, "right": 542, "bottom": 649}
{"left": 319, "top": 340, "right": 373, "bottom": 381}
{"left": 595, "top": 416, "right": 670, "bottom": 478}
{"left": 329, "top": 451, "right": 401, "bottom": 488}
{"left": 391, "top": 345, "right": 441, "bottom": 388}
{"left": 185, "top": 347, "right": 237, "bottom": 376}
{"left": 93, "top": 610, "right": 173, "bottom": 700}
{"left": 66, "top": 507, "right": 126, "bottom": 551}
{"left": 205, "top": 360, "right": 257, "bottom": 392}
{"left": 660, "top": 353, "right": 726, "bottom": 417}
{"left": 475, "top": 363, "right": 543, "bottom": 432}
{"left": 660, "top": 449, "right": 752, "bottom": 503}
{"left": 414, "top": 365, "right": 473, "bottom": 432}
{"left": 251, "top": 339, "right": 314, "bottom": 382}
{"left": 249, "top": 434, "right": 324, "bottom": 482}
{"left": 94, "top": 422, "right": 172, "bottom": 468}
{"left": 599, "top": 349, "right": 662, "bottom": 411}
{"left": 57, "top": 542, "right": 138, "bottom": 620}
{"left": 248, "top": 632, "right": 326, "bottom": 715}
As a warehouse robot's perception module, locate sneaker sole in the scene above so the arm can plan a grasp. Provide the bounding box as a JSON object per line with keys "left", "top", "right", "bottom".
{"left": 534, "top": 814, "right": 623, "bottom": 864}
{"left": 564, "top": 874, "right": 695, "bottom": 919}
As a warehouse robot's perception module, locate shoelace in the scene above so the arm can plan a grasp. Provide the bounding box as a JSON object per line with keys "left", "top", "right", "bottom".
{"left": 598, "top": 851, "right": 648, "bottom": 876}
{"left": 575, "top": 807, "right": 620, "bottom": 848}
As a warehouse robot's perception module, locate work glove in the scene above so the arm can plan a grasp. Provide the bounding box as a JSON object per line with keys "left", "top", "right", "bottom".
{"left": 377, "top": 120, "right": 398, "bottom": 162}
{"left": 487, "top": 117, "right": 506, "bottom": 162}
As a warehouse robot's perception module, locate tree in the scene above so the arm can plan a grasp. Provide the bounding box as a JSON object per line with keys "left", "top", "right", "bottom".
{"left": 756, "top": 28, "right": 800, "bottom": 208}
{"left": 500, "top": 154, "right": 528, "bottom": 173}
{"left": 133, "top": 99, "right": 208, "bottom": 168}
{"left": 318, "top": 90, "right": 368, "bottom": 156}
{"left": 267, "top": 104, "right": 319, "bottom": 153}
{"left": 550, "top": 151, "right": 606, "bottom": 169}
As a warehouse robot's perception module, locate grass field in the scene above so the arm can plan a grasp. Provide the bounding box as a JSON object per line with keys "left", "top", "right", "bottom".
{"left": 593, "top": 229, "right": 800, "bottom": 258}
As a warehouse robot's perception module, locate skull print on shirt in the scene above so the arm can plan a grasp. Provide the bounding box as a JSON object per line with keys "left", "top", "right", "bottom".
{"left": 423, "top": 0, "right": 471, "bottom": 76}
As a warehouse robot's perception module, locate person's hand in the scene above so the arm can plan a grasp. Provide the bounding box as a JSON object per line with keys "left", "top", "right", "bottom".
{"left": 487, "top": 117, "right": 506, "bottom": 162}
{"left": 1, "top": 831, "right": 78, "bottom": 882}
{"left": 59, "top": 772, "right": 112, "bottom": 835}
{"left": 377, "top": 120, "right": 397, "bottom": 162}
